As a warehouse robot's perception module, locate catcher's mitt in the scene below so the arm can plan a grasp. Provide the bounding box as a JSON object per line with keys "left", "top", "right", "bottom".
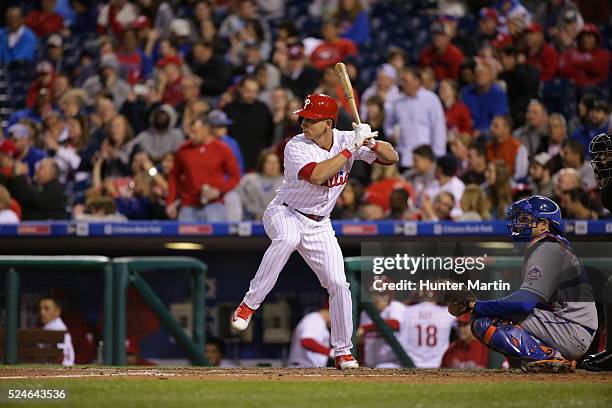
{"left": 442, "top": 280, "right": 477, "bottom": 317}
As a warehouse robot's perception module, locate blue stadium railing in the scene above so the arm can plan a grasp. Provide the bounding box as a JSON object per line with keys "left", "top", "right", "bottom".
{"left": 0, "top": 220, "right": 610, "bottom": 237}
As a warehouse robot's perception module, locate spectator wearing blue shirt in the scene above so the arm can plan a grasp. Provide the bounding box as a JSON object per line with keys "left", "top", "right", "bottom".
{"left": 335, "top": 0, "right": 370, "bottom": 46}
{"left": 0, "top": 7, "right": 38, "bottom": 64}
{"left": 69, "top": 0, "right": 98, "bottom": 34}
{"left": 208, "top": 110, "right": 246, "bottom": 176}
{"left": 8, "top": 124, "right": 47, "bottom": 178}
{"left": 54, "top": 0, "right": 76, "bottom": 26}
{"left": 461, "top": 62, "right": 509, "bottom": 137}
{"left": 571, "top": 99, "right": 610, "bottom": 159}
{"left": 8, "top": 88, "right": 53, "bottom": 127}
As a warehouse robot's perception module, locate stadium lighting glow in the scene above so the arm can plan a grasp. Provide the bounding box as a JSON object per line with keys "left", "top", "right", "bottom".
{"left": 164, "top": 242, "right": 204, "bottom": 250}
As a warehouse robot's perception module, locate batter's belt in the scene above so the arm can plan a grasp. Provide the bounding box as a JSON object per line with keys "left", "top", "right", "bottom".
{"left": 282, "top": 203, "right": 325, "bottom": 222}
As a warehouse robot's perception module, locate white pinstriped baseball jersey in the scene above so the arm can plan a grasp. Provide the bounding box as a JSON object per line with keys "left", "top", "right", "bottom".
{"left": 276, "top": 129, "right": 377, "bottom": 216}
{"left": 360, "top": 300, "right": 408, "bottom": 368}
{"left": 403, "top": 302, "right": 456, "bottom": 368}
{"left": 288, "top": 312, "right": 330, "bottom": 367}
{"left": 242, "top": 127, "right": 379, "bottom": 359}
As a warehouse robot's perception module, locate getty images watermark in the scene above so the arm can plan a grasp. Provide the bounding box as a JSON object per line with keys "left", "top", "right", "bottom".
{"left": 360, "top": 242, "right": 612, "bottom": 303}
{"left": 370, "top": 253, "right": 511, "bottom": 292}
{"left": 360, "top": 242, "right": 521, "bottom": 302}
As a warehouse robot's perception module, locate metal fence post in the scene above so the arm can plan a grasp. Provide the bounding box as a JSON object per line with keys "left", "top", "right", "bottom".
{"left": 362, "top": 301, "right": 414, "bottom": 367}
{"left": 131, "top": 273, "right": 207, "bottom": 366}
{"left": 113, "top": 262, "right": 129, "bottom": 365}
{"left": 103, "top": 263, "right": 114, "bottom": 365}
{"left": 5, "top": 268, "right": 19, "bottom": 364}
{"left": 192, "top": 267, "right": 206, "bottom": 355}
{"left": 344, "top": 257, "right": 415, "bottom": 367}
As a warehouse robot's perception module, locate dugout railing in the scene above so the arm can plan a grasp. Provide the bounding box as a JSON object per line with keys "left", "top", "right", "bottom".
{"left": 2, "top": 256, "right": 208, "bottom": 366}
{"left": 1, "top": 256, "right": 114, "bottom": 365}
{"left": 112, "top": 257, "right": 208, "bottom": 366}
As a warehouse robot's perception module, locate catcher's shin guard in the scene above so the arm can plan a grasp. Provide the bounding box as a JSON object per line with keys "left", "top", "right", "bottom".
{"left": 471, "top": 316, "right": 560, "bottom": 361}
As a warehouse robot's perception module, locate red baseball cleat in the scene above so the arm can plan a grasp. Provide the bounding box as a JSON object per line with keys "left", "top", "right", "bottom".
{"left": 231, "top": 302, "right": 255, "bottom": 331}
{"left": 335, "top": 354, "right": 359, "bottom": 370}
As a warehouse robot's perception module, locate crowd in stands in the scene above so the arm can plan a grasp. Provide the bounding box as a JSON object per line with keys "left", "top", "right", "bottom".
{"left": 0, "top": 0, "right": 610, "bottom": 223}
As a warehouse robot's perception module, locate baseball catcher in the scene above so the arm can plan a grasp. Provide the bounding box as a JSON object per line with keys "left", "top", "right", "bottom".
{"left": 447, "top": 195, "right": 597, "bottom": 372}
{"left": 580, "top": 131, "right": 612, "bottom": 371}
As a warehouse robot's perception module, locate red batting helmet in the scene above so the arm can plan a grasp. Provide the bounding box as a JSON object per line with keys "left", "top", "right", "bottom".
{"left": 293, "top": 93, "right": 338, "bottom": 127}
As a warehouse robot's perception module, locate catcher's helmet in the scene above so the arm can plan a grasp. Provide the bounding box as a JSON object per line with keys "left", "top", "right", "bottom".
{"left": 293, "top": 93, "right": 339, "bottom": 127}
{"left": 589, "top": 131, "right": 612, "bottom": 188}
{"left": 506, "top": 195, "right": 562, "bottom": 242}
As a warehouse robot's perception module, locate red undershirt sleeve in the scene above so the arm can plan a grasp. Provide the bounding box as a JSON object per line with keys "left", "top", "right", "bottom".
{"left": 298, "top": 162, "right": 317, "bottom": 182}
{"left": 361, "top": 319, "right": 400, "bottom": 332}
{"left": 300, "top": 338, "right": 331, "bottom": 356}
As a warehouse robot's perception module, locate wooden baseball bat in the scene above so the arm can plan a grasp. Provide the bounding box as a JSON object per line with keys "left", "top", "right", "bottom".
{"left": 334, "top": 62, "right": 361, "bottom": 125}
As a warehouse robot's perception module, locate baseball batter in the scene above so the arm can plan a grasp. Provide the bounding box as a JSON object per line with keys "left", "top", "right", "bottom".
{"left": 449, "top": 195, "right": 598, "bottom": 373}
{"left": 231, "top": 93, "right": 399, "bottom": 369}
{"left": 288, "top": 307, "right": 332, "bottom": 368}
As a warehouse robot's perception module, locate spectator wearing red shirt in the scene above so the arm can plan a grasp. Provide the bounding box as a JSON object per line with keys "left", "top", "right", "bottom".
{"left": 419, "top": 22, "right": 464, "bottom": 81}
{"left": 155, "top": 56, "right": 184, "bottom": 107}
{"left": 126, "top": 337, "right": 156, "bottom": 366}
{"left": 97, "top": 0, "right": 139, "bottom": 36}
{"left": 363, "top": 165, "right": 414, "bottom": 215}
{"left": 438, "top": 79, "right": 473, "bottom": 136}
{"left": 441, "top": 314, "right": 489, "bottom": 369}
{"left": 475, "top": 8, "right": 512, "bottom": 52}
{"left": 476, "top": 8, "right": 501, "bottom": 50}
{"left": 558, "top": 24, "right": 610, "bottom": 87}
{"left": 116, "top": 28, "right": 143, "bottom": 85}
{"left": 523, "top": 23, "right": 558, "bottom": 81}
{"left": 25, "top": 0, "right": 64, "bottom": 38}
{"left": 166, "top": 115, "right": 240, "bottom": 222}
{"left": 0, "top": 142, "right": 23, "bottom": 221}
{"left": 310, "top": 20, "right": 358, "bottom": 71}
{"left": 26, "top": 61, "right": 56, "bottom": 108}
{"left": 486, "top": 115, "right": 529, "bottom": 180}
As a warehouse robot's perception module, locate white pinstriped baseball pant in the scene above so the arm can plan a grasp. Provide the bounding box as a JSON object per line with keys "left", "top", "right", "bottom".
{"left": 242, "top": 203, "right": 353, "bottom": 357}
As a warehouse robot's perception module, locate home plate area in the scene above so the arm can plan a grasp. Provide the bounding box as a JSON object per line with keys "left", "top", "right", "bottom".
{"left": 1, "top": 367, "right": 611, "bottom": 383}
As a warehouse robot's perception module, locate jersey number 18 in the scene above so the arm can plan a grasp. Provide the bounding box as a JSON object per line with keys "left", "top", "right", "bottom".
{"left": 416, "top": 324, "right": 438, "bottom": 347}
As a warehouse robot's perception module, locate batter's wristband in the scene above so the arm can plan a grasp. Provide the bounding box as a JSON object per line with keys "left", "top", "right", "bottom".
{"left": 340, "top": 149, "right": 352, "bottom": 159}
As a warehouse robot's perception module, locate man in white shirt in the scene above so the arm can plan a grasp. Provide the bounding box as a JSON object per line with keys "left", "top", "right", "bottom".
{"left": 288, "top": 307, "right": 332, "bottom": 368}
{"left": 404, "top": 145, "right": 437, "bottom": 204}
{"left": 425, "top": 155, "right": 466, "bottom": 217}
{"left": 385, "top": 66, "right": 447, "bottom": 169}
{"left": 38, "top": 297, "right": 75, "bottom": 366}
{"left": 357, "top": 287, "right": 408, "bottom": 368}
{"left": 360, "top": 64, "right": 401, "bottom": 121}
{"left": 0, "top": 185, "right": 19, "bottom": 224}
